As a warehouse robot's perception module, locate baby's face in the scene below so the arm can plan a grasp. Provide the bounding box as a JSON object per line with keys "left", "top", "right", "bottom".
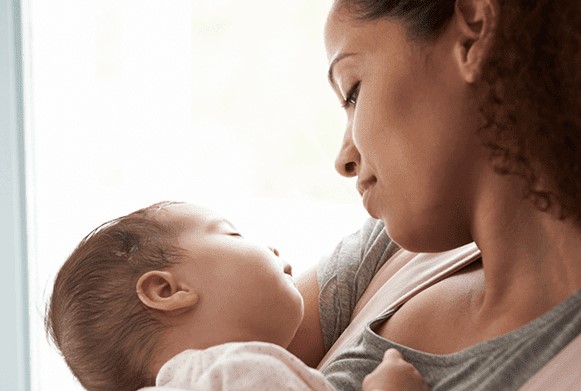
{"left": 162, "top": 203, "right": 304, "bottom": 348}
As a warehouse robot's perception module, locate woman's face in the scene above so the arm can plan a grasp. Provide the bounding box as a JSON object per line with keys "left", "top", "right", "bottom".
{"left": 325, "top": 7, "right": 488, "bottom": 251}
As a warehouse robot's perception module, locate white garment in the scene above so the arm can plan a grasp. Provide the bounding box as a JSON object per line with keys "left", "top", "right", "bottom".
{"left": 139, "top": 341, "right": 336, "bottom": 391}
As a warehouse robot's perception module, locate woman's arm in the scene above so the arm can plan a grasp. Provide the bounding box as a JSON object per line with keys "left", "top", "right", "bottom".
{"left": 288, "top": 219, "right": 396, "bottom": 367}
{"left": 286, "top": 266, "right": 326, "bottom": 368}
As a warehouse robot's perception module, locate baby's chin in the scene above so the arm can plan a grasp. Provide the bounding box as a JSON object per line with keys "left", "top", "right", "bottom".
{"left": 280, "top": 298, "right": 305, "bottom": 349}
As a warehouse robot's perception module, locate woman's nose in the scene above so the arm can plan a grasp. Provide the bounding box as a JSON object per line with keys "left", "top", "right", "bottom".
{"left": 335, "top": 127, "right": 360, "bottom": 178}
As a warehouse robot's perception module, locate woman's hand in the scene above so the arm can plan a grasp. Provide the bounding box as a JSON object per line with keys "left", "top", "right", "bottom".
{"left": 362, "top": 349, "right": 428, "bottom": 391}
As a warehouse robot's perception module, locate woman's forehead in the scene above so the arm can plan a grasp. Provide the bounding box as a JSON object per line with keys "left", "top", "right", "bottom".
{"left": 326, "top": 9, "right": 407, "bottom": 46}
{"left": 325, "top": 12, "right": 412, "bottom": 75}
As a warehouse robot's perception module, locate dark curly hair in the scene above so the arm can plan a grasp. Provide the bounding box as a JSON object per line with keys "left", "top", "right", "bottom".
{"left": 335, "top": 0, "right": 581, "bottom": 221}
{"left": 46, "top": 202, "right": 184, "bottom": 391}
{"left": 480, "top": 1, "right": 580, "bottom": 220}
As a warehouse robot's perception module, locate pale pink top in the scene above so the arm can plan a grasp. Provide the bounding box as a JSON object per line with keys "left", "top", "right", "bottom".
{"left": 140, "top": 341, "right": 335, "bottom": 391}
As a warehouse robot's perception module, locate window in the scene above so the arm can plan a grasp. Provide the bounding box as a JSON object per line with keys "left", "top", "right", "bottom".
{"left": 24, "top": 1, "right": 367, "bottom": 389}
{"left": 1, "top": 0, "right": 29, "bottom": 390}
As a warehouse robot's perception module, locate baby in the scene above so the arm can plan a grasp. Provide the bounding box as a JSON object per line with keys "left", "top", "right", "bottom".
{"left": 46, "top": 201, "right": 427, "bottom": 391}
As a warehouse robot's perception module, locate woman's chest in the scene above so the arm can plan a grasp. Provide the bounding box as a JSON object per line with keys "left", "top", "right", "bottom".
{"left": 374, "top": 261, "right": 488, "bottom": 354}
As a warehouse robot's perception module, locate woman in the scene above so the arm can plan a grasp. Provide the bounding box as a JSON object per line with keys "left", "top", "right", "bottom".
{"left": 287, "top": 0, "right": 581, "bottom": 390}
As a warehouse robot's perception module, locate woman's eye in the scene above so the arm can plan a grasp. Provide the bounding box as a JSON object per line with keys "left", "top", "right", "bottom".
{"left": 228, "top": 232, "right": 243, "bottom": 238}
{"left": 342, "top": 82, "right": 360, "bottom": 109}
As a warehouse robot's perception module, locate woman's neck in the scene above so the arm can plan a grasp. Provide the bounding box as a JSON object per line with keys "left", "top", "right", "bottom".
{"left": 470, "top": 175, "right": 581, "bottom": 322}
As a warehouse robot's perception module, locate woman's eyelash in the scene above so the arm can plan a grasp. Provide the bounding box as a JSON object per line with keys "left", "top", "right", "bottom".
{"left": 342, "top": 81, "right": 360, "bottom": 109}
{"left": 229, "top": 232, "right": 243, "bottom": 237}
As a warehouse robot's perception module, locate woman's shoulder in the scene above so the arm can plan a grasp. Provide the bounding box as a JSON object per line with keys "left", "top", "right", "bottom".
{"left": 317, "top": 218, "right": 399, "bottom": 350}
{"left": 318, "top": 218, "right": 397, "bottom": 283}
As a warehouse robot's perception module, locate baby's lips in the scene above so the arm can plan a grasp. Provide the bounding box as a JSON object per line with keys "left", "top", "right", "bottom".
{"left": 283, "top": 263, "right": 293, "bottom": 276}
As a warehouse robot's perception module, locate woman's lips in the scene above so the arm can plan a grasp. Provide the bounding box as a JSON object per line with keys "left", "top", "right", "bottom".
{"left": 358, "top": 176, "right": 377, "bottom": 213}
{"left": 361, "top": 186, "right": 373, "bottom": 211}
{"left": 357, "top": 176, "right": 377, "bottom": 196}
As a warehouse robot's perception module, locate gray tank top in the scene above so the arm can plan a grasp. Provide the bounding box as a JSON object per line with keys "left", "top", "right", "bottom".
{"left": 317, "top": 219, "right": 581, "bottom": 390}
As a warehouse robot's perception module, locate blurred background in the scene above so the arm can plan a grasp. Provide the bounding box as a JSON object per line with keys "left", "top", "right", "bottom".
{"left": 3, "top": 0, "right": 369, "bottom": 390}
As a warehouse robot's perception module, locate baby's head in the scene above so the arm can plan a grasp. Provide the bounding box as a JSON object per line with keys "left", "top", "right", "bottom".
{"left": 46, "top": 201, "right": 304, "bottom": 391}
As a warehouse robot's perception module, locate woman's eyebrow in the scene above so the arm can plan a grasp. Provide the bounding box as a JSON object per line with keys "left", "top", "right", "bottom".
{"left": 328, "top": 52, "right": 357, "bottom": 85}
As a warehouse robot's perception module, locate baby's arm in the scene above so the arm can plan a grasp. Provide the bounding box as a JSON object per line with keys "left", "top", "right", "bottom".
{"left": 362, "top": 349, "right": 428, "bottom": 391}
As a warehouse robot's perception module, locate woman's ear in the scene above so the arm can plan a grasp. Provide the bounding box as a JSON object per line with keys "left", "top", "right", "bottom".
{"left": 136, "top": 270, "right": 199, "bottom": 312}
{"left": 453, "top": 0, "right": 499, "bottom": 83}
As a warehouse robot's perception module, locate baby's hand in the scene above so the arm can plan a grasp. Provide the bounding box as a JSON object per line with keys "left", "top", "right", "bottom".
{"left": 362, "top": 348, "right": 428, "bottom": 391}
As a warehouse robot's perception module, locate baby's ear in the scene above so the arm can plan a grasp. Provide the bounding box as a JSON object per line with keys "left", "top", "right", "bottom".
{"left": 136, "top": 270, "right": 199, "bottom": 312}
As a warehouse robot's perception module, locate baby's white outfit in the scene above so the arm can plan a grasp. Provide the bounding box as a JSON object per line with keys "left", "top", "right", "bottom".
{"left": 140, "top": 341, "right": 335, "bottom": 391}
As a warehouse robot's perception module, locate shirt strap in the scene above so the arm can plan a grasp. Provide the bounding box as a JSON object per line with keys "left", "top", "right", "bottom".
{"left": 317, "top": 242, "right": 480, "bottom": 370}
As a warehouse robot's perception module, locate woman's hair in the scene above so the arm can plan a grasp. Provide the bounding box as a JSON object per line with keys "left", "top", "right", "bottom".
{"left": 335, "top": 0, "right": 456, "bottom": 40}
{"left": 336, "top": 0, "right": 581, "bottom": 221}
{"left": 45, "top": 202, "right": 184, "bottom": 391}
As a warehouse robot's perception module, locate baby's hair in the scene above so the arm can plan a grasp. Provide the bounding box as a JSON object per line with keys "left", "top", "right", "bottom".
{"left": 46, "top": 201, "right": 185, "bottom": 391}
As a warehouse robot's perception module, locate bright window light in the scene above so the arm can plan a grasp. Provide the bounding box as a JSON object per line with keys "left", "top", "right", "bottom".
{"left": 24, "top": 1, "right": 368, "bottom": 389}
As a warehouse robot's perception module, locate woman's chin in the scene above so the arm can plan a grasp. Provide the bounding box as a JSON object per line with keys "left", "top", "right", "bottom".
{"left": 388, "top": 223, "right": 473, "bottom": 253}
{"left": 362, "top": 190, "right": 382, "bottom": 220}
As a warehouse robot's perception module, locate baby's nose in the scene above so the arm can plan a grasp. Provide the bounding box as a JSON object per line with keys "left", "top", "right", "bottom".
{"left": 268, "top": 246, "right": 280, "bottom": 257}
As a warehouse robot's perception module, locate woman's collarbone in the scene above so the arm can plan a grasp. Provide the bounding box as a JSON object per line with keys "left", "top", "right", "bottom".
{"left": 374, "top": 262, "right": 489, "bottom": 354}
